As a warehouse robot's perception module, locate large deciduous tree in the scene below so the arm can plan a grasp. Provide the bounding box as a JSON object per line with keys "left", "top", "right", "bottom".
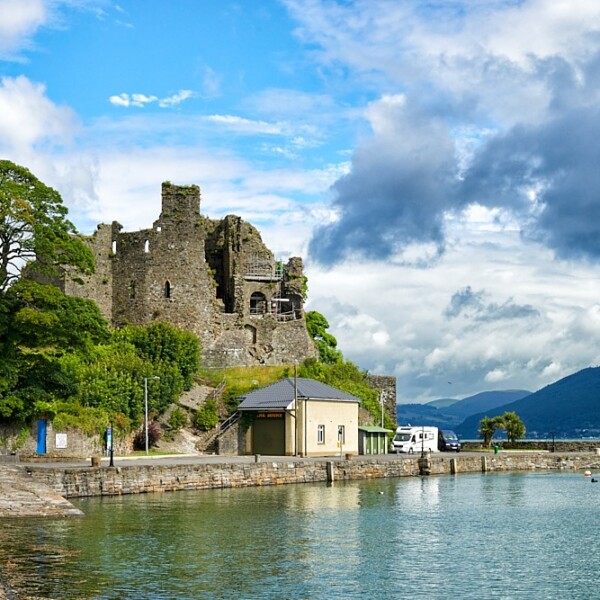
{"left": 0, "top": 160, "right": 94, "bottom": 292}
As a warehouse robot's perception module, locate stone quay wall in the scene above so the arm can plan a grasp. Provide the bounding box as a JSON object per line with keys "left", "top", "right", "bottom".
{"left": 28, "top": 453, "right": 600, "bottom": 500}
{"left": 462, "top": 440, "right": 600, "bottom": 452}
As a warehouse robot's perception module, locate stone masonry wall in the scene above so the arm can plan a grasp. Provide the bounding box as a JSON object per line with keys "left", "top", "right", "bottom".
{"left": 28, "top": 452, "right": 600, "bottom": 499}
{"left": 366, "top": 375, "right": 397, "bottom": 424}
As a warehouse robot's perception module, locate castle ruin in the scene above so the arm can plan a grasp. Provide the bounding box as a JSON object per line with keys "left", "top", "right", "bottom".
{"left": 62, "top": 182, "right": 318, "bottom": 367}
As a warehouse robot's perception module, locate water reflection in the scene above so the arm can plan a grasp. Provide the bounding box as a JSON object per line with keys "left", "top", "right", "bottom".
{"left": 2, "top": 473, "right": 600, "bottom": 599}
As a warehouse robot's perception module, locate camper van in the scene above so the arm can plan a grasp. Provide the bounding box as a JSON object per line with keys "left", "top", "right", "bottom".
{"left": 391, "top": 426, "right": 439, "bottom": 454}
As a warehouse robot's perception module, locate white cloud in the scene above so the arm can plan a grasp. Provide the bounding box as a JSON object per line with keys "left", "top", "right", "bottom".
{"left": 204, "top": 114, "right": 283, "bottom": 135}
{"left": 0, "top": 76, "right": 77, "bottom": 155}
{"left": 0, "top": 0, "right": 47, "bottom": 59}
{"left": 109, "top": 90, "right": 194, "bottom": 109}
{"left": 485, "top": 369, "right": 508, "bottom": 383}
{"left": 158, "top": 90, "right": 194, "bottom": 108}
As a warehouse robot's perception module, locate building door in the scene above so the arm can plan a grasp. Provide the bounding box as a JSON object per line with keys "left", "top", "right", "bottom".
{"left": 36, "top": 419, "right": 47, "bottom": 454}
{"left": 252, "top": 416, "right": 285, "bottom": 455}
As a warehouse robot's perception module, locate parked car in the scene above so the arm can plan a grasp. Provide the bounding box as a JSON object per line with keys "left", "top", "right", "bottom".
{"left": 438, "top": 430, "right": 461, "bottom": 452}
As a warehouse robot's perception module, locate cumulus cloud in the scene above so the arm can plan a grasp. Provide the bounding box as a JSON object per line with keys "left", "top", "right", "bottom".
{"left": 309, "top": 94, "right": 460, "bottom": 264}
{"left": 0, "top": 0, "right": 47, "bottom": 59}
{"left": 300, "top": 0, "right": 600, "bottom": 267}
{"left": 445, "top": 286, "right": 539, "bottom": 322}
{"left": 0, "top": 76, "right": 78, "bottom": 154}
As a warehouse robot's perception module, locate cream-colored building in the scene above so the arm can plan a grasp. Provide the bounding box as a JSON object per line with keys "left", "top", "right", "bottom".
{"left": 237, "top": 378, "right": 360, "bottom": 457}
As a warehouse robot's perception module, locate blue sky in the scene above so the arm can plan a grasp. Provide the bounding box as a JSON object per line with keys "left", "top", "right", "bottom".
{"left": 3, "top": 0, "right": 600, "bottom": 404}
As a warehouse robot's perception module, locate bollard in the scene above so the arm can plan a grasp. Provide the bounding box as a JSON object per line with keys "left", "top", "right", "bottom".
{"left": 450, "top": 457, "right": 458, "bottom": 475}
{"left": 418, "top": 456, "right": 431, "bottom": 476}
{"left": 327, "top": 461, "right": 335, "bottom": 482}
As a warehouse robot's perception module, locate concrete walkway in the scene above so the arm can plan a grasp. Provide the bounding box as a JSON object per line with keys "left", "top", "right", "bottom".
{"left": 0, "top": 465, "right": 83, "bottom": 518}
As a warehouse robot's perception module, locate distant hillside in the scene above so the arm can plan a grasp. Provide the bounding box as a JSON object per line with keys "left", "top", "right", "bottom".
{"left": 444, "top": 390, "right": 531, "bottom": 421}
{"left": 396, "top": 404, "right": 462, "bottom": 429}
{"left": 397, "top": 389, "right": 531, "bottom": 431}
{"left": 427, "top": 398, "right": 458, "bottom": 409}
{"left": 456, "top": 367, "right": 600, "bottom": 438}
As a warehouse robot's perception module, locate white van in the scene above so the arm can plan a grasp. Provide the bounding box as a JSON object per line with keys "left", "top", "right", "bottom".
{"left": 391, "top": 426, "right": 439, "bottom": 454}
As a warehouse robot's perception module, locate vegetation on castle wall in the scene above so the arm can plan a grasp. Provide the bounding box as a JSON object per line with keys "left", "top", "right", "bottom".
{"left": 306, "top": 311, "right": 343, "bottom": 364}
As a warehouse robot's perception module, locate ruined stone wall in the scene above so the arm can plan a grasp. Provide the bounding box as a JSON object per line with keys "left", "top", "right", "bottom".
{"left": 366, "top": 375, "right": 397, "bottom": 425}
{"left": 62, "top": 182, "right": 317, "bottom": 367}
{"left": 61, "top": 222, "right": 119, "bottom": 321}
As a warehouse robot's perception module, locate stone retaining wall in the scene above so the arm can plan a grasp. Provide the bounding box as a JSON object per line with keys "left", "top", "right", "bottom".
{"left": 28, "top": 453, "right": 600, "bottom": 499}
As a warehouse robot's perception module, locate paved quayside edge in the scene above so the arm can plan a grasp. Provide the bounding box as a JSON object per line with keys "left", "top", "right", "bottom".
{"left": 0, "top": 465, "right": 83, "bottom": 518}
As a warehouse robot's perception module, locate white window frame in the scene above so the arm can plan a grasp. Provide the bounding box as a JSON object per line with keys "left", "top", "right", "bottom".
{"left": 317, "top": 424, "right": 325, "bottom": 444}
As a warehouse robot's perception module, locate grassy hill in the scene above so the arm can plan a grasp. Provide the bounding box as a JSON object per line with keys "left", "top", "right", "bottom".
{"left": 456, "top": 367, "right": 600, "bottom": 438}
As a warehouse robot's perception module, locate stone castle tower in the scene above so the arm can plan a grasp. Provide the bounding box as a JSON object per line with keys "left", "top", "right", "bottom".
{"left": 62, "top": 182, "right": 318, "bottom": 367}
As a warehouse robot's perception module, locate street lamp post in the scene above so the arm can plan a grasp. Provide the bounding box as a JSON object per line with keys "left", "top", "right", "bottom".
{"left": 144, "top": 376, "right": 160, "bottom": 455}
{"left": 109, "top": 422, "right": 114, "bottom": 467}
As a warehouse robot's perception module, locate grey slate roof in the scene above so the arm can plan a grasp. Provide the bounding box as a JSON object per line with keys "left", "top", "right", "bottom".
{"left": 237, "top": 377, "right": 361, "bottom": 411}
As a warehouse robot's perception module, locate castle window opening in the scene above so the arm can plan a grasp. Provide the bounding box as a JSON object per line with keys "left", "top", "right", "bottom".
{"left": 250, "top": 292, "right": 267, "bottom": 314}
{"left": 144, "top": 239, "right": 150, "bottom": 253}
{"left": 112, "top": 240, "right": 117, "bottom": 254}
{"left": 156, "top": 226, "right": 161, "bottom": 232}
{"left": 164, "top": 280, "right": 171, "bottom": 299}
{"left": 129, "top": 281, "right": 136, "bottom": 299}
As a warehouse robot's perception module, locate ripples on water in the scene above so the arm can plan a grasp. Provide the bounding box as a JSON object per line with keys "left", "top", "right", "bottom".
{"left": 1, "top": 472, "right": 598, "bottom": 599}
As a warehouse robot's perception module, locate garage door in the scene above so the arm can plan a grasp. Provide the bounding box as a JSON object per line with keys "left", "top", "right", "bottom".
{"left": 253, "top": 417, "right": 285, "bottom": 455}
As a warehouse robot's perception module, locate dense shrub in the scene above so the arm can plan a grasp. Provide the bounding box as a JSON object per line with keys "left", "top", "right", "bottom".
{"left": 133, "top": 420, "right": 161, "bottom": 450}
{"left": 169, "top": 408, "right": 187, "bottom": 433}
{"left": 194, "top": 399, "right": 219, "bottom": 431}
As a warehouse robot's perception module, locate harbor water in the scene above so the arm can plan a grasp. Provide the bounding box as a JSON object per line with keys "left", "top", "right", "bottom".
{"left": 1, "top": 471, "right": 598, "bottom": 599}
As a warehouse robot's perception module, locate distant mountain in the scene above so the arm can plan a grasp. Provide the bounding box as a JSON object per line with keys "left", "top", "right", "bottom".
{"left": 456, "top": 367, "right": 600, "bottom": 438}
{"left": 397, "top": 389, "right": 531, "bottom": 431}
{"left": 443, "top": 390, "right": 531, "bottom": 421}
{"left": 427, "top": 398, "right": 458, "bottom": 409}
{"left": 396, "top": 403, "right": 462, "bottom": 429}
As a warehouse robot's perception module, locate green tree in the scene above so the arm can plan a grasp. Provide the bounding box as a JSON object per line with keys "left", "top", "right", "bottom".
{"left": 0, "top": 280, "right": 111, "bottom": 421}
{"left": 0, "top": 160, "right": 94, "bottom": 291}
{"left": 117, "top": 321, "right": 200, "bottom": 390}
{"left": 502, "top": 411, "right": 526, "bottom": 443}
{"left": 479, "top": 415, "right": 505, "bottom": 447}
{"left": 305, "top": 311, "right": 343, "bottom": 364}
